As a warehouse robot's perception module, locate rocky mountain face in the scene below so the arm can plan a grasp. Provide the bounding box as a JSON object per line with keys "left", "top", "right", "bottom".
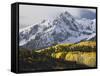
{"left": 19, "top": 11, "right": 96, "bottom": 50}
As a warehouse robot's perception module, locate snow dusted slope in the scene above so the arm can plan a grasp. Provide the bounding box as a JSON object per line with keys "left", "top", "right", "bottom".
{"left": 76, "top": 18, "right": 96, "bottom": 33}
{"left": 19, "top": 19, "right": 53, "bottom": 46}
{"left": 19, "top": 11, "right": 96, "bottom": 50}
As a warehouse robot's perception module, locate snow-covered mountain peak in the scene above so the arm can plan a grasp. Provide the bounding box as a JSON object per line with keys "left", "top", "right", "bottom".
{"left": 19, "top": 11, "right": 96, "bottom": 50}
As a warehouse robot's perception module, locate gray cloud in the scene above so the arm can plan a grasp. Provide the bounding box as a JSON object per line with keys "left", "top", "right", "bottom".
{"left": 80, "top": 9, "right": 96, "bottom": 19}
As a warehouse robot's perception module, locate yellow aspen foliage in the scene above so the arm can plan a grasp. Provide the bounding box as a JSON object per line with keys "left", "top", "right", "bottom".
{"left": 55, "top": 52, "right": 63, "bottom": 59}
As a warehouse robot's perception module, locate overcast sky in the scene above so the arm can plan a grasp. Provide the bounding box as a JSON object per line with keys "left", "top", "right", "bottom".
{"left": 19, "top": 5, "right": 96, "bottom": 29}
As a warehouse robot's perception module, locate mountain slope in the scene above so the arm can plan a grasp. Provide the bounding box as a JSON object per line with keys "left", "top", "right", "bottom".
{"left": 19, "top": 11, "right": 96, "bottom": 50}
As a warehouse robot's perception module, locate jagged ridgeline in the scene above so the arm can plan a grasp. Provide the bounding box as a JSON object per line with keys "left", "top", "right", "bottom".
{"left": 19, "top": 41, "right": 96, "bottom": 70}
{"left": 19, "top": 11, "right": 96, "bottom": 50}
